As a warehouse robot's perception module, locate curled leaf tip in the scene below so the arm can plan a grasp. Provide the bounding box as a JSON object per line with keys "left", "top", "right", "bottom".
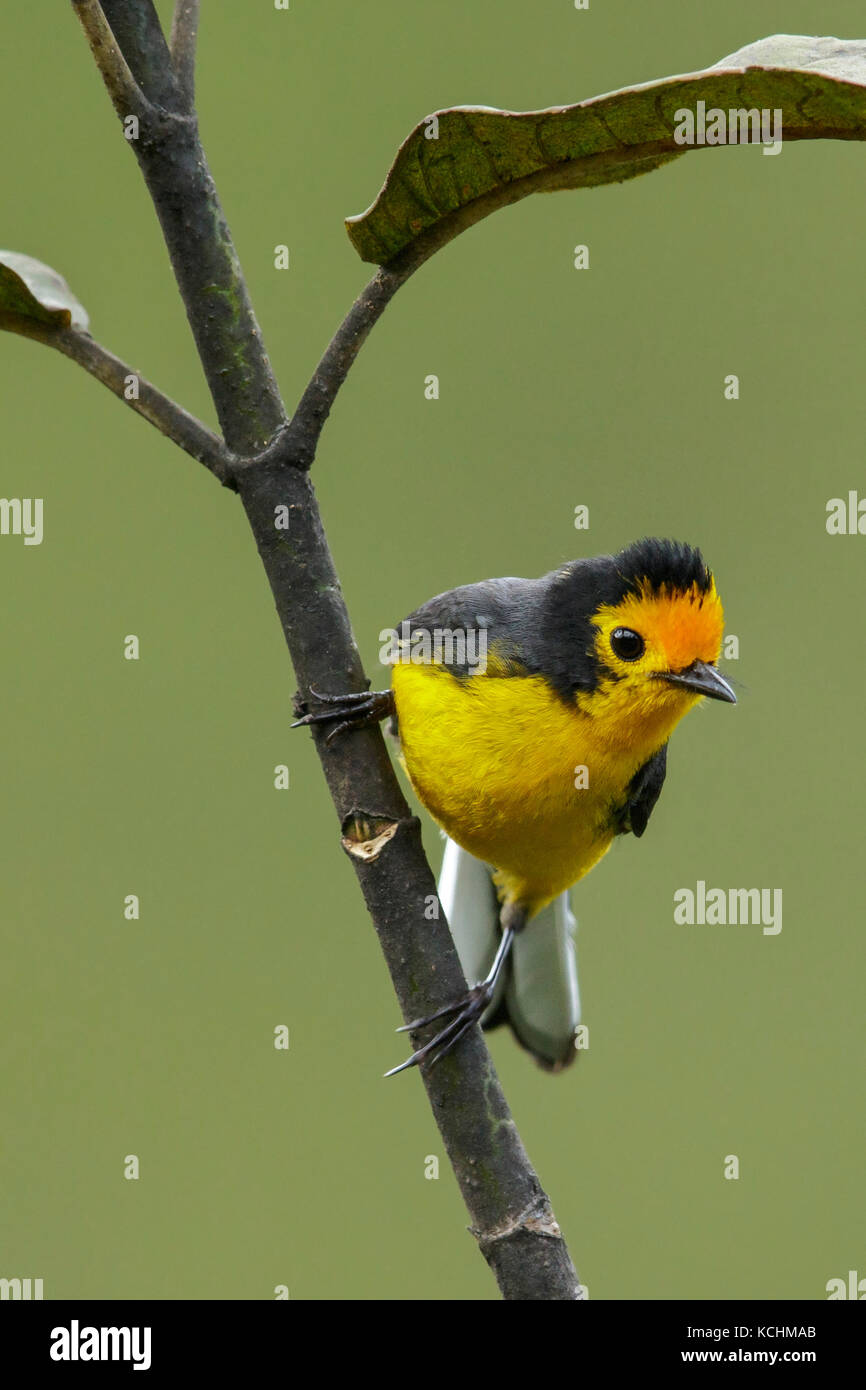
{"left": 0, "top": 250, "right": 90, "bottom": 332}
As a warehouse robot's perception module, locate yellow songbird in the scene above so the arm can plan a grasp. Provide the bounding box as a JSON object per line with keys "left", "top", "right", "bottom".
{"left": 294, "top": 538, "right": 735, "bottom": 1074}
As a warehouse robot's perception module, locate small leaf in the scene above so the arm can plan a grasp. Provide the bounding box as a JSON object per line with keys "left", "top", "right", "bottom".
{"left": 0, "top": 250, "right": 89, "bottom": 331}
{"left": 346, "top": 33, "right": 866, "bottom": 265}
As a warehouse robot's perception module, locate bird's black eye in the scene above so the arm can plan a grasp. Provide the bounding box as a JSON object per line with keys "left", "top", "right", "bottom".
{"left": 610, "top": 627, "right": 645, "bottom": 661}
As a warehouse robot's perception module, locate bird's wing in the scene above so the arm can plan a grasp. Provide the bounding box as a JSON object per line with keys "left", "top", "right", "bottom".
{"left": 616, "top": 743, "right": 668, "bottom": 838}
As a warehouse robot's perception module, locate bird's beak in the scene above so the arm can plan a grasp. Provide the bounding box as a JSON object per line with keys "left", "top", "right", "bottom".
{"left": 659, "top": 660, "right": 737, "bottom": 704}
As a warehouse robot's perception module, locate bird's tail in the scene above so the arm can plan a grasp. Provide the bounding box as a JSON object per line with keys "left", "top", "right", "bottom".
{"left": 437, "top": 835, "right": 581, "bottom": 1071}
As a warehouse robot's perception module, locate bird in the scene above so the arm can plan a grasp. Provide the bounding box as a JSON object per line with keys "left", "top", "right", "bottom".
{"left": 293, "top": 537, "right": 736, "bottom": 1075}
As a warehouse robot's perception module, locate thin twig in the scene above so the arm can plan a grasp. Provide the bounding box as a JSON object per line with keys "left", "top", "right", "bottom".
{"left": 71, "top": 0, "right": 148, "bottom": 118}
{"left": 278, "top": 209, "right": 487, "bottom": 470}
{"left": 7, "top": 317, "right": 231, "bottom": 482}
{"left": 278, "top": 266, "right": 408, "bottom": 470}
{"left": 170, "top": 0, "right": 200, "bottom": 110}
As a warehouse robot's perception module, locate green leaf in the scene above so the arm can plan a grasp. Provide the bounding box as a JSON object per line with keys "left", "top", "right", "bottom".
{"left": 346, "top": 34, "right": 866, "bottom": 265}
{"left": 0, "top": 250, "right": 89, "bottom": 332}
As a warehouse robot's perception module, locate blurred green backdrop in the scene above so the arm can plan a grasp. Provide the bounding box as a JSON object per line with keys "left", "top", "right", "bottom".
{"left": 1, "top": 0, "right": 863, "bottom": 1300}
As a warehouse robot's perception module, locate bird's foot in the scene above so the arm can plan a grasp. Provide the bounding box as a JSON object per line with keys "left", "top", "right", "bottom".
{"left": 385, "top": 982, "right": 494, "bottom": 1077}
{"left": 291, "top": 685, "right": 395, "bottom": 744}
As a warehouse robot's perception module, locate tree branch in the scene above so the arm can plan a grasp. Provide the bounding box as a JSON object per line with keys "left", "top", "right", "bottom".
{"left": 71, "top": 0, "right": 580, "bottom": 1297}
{"left": 72, "top": 0, "right": 285, "bottom": 455}
{"left": 9, "top": 319, "right": 231, "bottom": 482}
{"left": 97, "top": 0, "right": 182, "bottom": 110}
{"left": 169, "top": 0, "right": 199, "bottom": 110}
{"left": 236, "top": 461, "right": 581, "bottom": 1298}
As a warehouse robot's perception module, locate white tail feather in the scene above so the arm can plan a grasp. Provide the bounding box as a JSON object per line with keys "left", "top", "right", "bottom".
{"left": 438, "top": 835, "right": 581, "bottom": 1069}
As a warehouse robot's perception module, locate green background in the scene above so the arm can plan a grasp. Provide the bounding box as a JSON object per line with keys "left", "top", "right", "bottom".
{"left": 1, "top": 0, "right": 863, "bottom": 1300}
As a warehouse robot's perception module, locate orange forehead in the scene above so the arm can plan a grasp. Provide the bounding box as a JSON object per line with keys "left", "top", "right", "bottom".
{"left": 594, "top": 581, "right": 724, "bottom": 671}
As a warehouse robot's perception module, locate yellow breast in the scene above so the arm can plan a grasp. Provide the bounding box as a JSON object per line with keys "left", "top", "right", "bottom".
{"left": 390, "top": 661, "right": 674, "bottom": 916}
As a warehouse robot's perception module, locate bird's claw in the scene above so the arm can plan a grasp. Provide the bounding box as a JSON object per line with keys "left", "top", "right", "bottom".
{"left": 385, "top": 984, "right": 493, "bottom": 1077}
{"left": 291, "top": 686, "right": 395, "bottom": 743}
